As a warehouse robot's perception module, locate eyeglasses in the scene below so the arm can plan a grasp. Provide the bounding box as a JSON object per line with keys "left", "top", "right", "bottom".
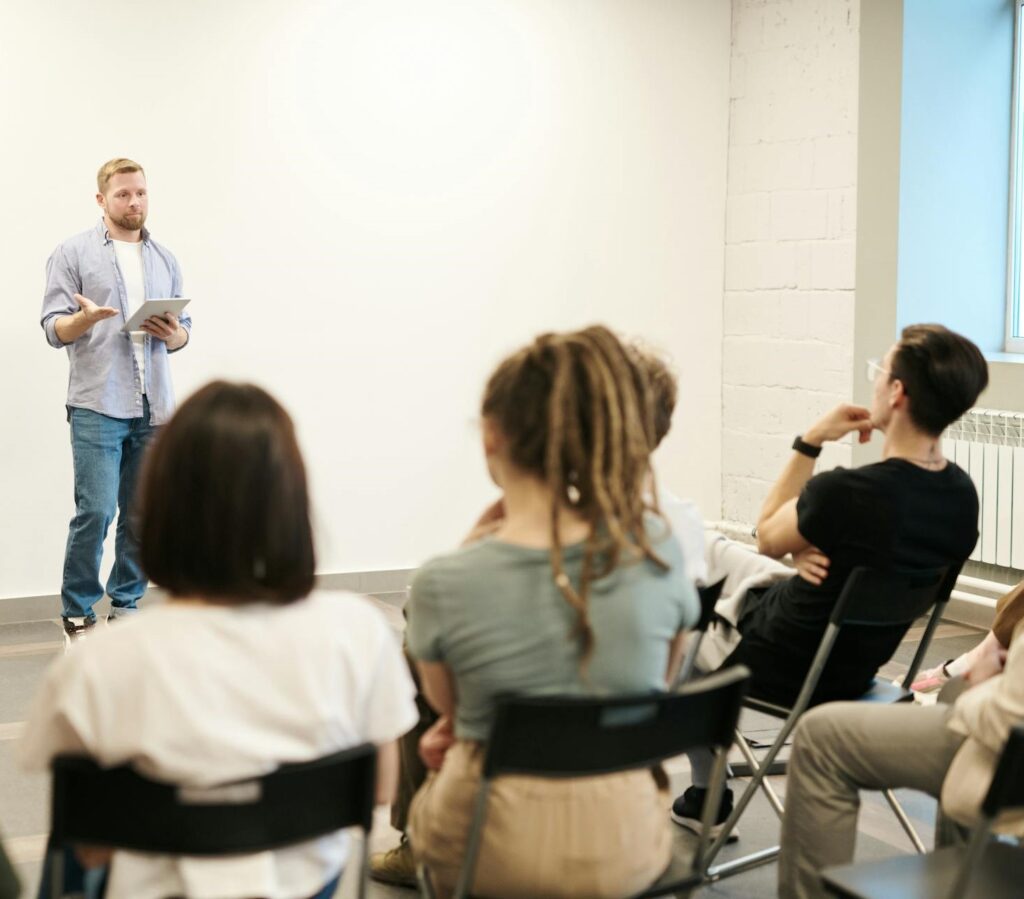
{"left": 865, "top": 358, "right": 890, "bottom": 384}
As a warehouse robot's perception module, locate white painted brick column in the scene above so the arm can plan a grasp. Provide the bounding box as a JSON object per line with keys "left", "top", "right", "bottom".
{"left": 721, "top": 0, "right": 860, "bottom": 525}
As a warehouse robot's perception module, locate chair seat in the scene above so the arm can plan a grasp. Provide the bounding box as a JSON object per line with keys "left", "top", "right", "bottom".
{"left": 743, "top": 695, "right": 792, "bottom": 718}
{"left": 823, "top": 841, "right": 1024, "bottom": 899}
{"left": 857, "top": 679, "right": 912, "bottom": 704}
{"left": 744, "top": 678, "right": 912, "bottom": 720}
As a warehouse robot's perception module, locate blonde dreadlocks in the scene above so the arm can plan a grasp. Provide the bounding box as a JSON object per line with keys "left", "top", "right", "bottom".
{"left": 482, "top": 325, "right": 668, "bottom": 666}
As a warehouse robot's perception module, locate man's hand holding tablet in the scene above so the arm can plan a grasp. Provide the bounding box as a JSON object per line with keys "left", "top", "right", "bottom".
{"left": 122, "top": 298, "right": 191, "bottom": 350}
{"left": 141, "top": 312, "right": 179, "bottom": 340}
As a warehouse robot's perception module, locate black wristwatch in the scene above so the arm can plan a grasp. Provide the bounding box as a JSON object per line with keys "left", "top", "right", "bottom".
{"left": 792, "top": 435, "right": 823, "bottom": 458}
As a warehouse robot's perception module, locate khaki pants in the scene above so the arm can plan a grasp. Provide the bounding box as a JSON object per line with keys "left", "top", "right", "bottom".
{"left": 777, "top": 702, "right": 966, "bottom": 899}
{"left": 392, "top": 648, "right": 438, "bottom": 834}
{"left": 408, "top": 741, "right": 672, "bottom": 899}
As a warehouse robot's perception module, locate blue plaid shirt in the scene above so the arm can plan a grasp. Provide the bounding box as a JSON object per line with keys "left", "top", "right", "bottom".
{"left": 41, "top": 220, "right": 191, "bottom": 425}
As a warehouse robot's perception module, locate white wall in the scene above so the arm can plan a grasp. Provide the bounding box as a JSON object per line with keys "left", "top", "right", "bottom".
{"left": 0, "top": 0, "right": 730, "bottom": 600}
{"left": 721, "top": 0, "right": 860, "bottom": 525}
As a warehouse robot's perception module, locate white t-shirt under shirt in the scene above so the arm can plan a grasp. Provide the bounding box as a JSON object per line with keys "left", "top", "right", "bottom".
{"left": 19, "top": 591, "right": 418, "bottom": 899}
{"left": 657, "top": 487, "right": 707, "bottom": 587}
{"left": 111, "top": 239, "right": 147, "bottom": 394}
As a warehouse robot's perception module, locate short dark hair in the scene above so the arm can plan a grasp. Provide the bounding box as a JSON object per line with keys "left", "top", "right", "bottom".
{"left": 138, "top": 381, "right": 316, "bottom": 603}
{"left": 890, "top": 324, "right": 989, "bottom": 436}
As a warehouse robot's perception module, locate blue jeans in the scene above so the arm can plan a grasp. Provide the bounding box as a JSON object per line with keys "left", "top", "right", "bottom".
{"left": 61, "top": 400, "right": 158, "bottom": 621}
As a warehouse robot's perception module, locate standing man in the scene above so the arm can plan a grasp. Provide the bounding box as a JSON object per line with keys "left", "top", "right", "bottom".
{"left": 41, "top": 158, "right": 191, "bottom": 645}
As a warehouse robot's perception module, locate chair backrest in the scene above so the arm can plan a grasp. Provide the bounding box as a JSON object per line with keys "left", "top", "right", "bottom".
{"left": 482, "top": 666, "right": 749, "bottom": 780}
{"left": 981, "top": 725, "right": 1024, "bottom": 819}
{"left": 829, "top": 565, "right": 955, "bottom": 628}
{"left": 50, "top": 744, "right": 376, "bottom": 856}
{"left": 818, "top": 564, "right": 958, "bottom": 696}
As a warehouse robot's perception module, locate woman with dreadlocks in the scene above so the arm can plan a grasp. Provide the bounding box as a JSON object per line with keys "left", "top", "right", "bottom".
{"left": 404, "top": 325, "right": 699, "bottom": 898}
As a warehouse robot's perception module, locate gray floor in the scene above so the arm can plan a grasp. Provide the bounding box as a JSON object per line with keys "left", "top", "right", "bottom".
{"left": 0, "top": 601, "right": 985, "bottom": 899}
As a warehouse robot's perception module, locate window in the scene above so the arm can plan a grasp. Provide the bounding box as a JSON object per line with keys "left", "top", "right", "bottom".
{"left": 1006, "top": 0, "right": 1024, "bottom": 351}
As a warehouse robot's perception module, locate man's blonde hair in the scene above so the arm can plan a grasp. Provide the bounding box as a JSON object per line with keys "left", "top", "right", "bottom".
{"left": 97, "top": 158, "right": 145, "bottom": 193}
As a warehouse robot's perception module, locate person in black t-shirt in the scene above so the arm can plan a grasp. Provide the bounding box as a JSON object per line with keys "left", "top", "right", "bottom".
{"left": 671, "top": 324, "right": 989, "bottom": 840}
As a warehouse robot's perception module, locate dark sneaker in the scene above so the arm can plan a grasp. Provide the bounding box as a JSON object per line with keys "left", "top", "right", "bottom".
{"left": 671, "top": 785, "right": 739, "bottom": 843}
{"left": 62, "top": 617, "right": 96, "bottom": 651}
{"left": 369, "top": 839, "right": 416, "bottom": 888}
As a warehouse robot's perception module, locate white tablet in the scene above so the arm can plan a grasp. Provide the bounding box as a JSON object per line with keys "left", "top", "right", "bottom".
{"left": 122, "top": 298, "right": 191, "bottom": 333}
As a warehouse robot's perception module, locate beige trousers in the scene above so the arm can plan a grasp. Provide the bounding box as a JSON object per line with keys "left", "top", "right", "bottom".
{"left": 777, "top": 702, "right": 965, "bottom": 899}
{"left": 408, "top": 741, "right": 672, "bottom": 899}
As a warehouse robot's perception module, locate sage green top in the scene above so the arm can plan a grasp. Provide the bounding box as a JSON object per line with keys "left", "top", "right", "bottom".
{"left": 406, "top": 518, "right": 698, "bottom": 740}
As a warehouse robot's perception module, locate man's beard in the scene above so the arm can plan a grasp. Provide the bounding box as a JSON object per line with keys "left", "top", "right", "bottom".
{"left": 111, "top": 211, "right": 145, "bottom": 231}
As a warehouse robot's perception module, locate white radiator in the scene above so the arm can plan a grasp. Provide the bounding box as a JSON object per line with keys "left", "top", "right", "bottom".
{"left": 943, "top": 408, "right": 1024, "bottom": 568}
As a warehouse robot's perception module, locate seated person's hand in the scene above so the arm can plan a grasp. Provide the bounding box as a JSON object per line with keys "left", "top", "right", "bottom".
{"left": 419, "top": 716, "right": 456, "bottom": 771}
{"left": 792, "top": 546, "right": 830, "bottom": 586}
{"left": 805, "top": 404, "right": 875, "bottom": 446}
{"left": 966, "top": 642, "right": 1007, "bottom": 687}
{"left": 460, "top": 499, "right": 505, "bottom": 547}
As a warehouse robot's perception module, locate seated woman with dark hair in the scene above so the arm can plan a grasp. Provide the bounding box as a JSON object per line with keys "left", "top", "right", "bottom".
{"left": 405, "top": 325, "right": 699, "bottom": 899}
{"left": 20, "top": 382, "right": 417, "bottom": 899}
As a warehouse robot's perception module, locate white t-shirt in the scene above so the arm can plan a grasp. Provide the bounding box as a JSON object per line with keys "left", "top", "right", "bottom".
{"left": 657, "top": 487, "right": 708, "bottom": 587}
{"left": 19, "top": 591, "right": 418, "bottom": 899}
{"left": 112, "top": 239, "right": 147, "bottom": 394}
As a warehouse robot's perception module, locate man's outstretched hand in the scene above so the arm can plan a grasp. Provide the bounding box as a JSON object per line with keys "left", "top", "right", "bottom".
{"left": 55, "top": 294, "right": 118, "bottom": 343}
{"left": 74, "top": 293, "right": 118, "bottom": 324}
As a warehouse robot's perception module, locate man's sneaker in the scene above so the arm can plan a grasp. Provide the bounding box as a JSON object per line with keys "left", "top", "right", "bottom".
{"left": 369, "top": 839, "right": 416, "bottom": 888}
{"left": 670, "top": 785, "right": 739, "bottom": 843}
{"left": 62, "top": 617, "right": 96, "bottom": 650}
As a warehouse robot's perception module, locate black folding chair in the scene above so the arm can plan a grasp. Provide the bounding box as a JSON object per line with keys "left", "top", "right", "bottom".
{"left": 823, "top": 725, "right": 1024, "bottom": 899}
{"left": 674, "top": 579, "right": 727, "bottom": 687}
{"left": 46, "top": 744, "right": 377, "bottom": 899}
{"left": 417, "top": 666, "right": 750, "bottom": 899}
{"left": 703, "top": 565, "right": 959, "bottom": 882}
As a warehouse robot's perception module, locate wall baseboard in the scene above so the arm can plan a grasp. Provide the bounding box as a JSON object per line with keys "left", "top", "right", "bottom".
{"left": 0, "top": 569, "right": 416, "bottom": 626}
{"left": 4, "top": 559, "right": 997, "bottom": 634}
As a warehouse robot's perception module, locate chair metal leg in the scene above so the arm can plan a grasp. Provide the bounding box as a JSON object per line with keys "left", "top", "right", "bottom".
{"left": 883, "top": 788, "right": 927, "bottom": 854}
{"left": 417, "top": 863, "right": 438, "bottom": 899}
{"left": 902, "top": 599, "right": 948, "bottom": 689}
{"left": 700, "top": 731, "right": 783, "bottom": 882}
{"left": 357, "top": 830, "right": 369, "bottom": 899}
{"left": 702, "top": 719, "right": 795, "bottom": 871}
{"left": 692, "top": 748, "right": 730, "bottom": 874}
{"left": 451, "top": 781, "right": 492, "bottom": 899}
{"left": 734, "top": 734, "right": 784, "bottom": 818}
{"left": 49, "top": 847, "right": 64, "bottom": 899}
{"left": 729, "top": 759, "right": 787, "bottom": 778}
{"left": 705, "top": 846, "right": 780, "bottom": 882}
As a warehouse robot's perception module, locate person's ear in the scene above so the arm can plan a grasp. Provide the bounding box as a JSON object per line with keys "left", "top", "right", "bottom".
{"left": 96, "top": 192, "right": 105, "bottom": 210}
{"left": 481, "top": 418, "right": 503, "bottom": 456}
{"left": 889, "top": 378, "right": 907, "bottom": 410}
